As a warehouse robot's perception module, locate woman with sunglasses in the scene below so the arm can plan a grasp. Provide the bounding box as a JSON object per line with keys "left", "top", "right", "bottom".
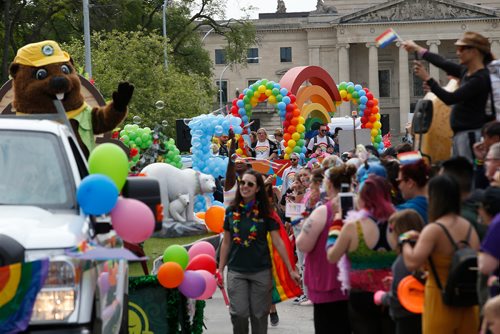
{"left": 402, "top": 32, "right": 496, "bottom": 162}
{"left": 218, "top": 169, "right": 300, "bottom": 334}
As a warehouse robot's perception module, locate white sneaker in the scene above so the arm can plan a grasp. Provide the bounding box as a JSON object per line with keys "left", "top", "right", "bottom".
{"left": 292, "top": 295, "right": 307, "bottom": 305}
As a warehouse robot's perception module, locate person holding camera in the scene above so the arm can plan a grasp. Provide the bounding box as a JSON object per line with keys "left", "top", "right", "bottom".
{"left": 402, "top": 32, "right": 495, "bottom": 163}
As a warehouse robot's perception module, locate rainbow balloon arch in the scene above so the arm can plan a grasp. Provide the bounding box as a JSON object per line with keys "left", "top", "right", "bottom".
{"left": 228, "top": 66, "right": 385, "bottom": 159}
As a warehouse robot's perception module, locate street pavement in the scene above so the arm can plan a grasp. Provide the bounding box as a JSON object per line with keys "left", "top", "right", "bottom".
{"left": 203, "top": 288, "right": 315, "bottom": 333}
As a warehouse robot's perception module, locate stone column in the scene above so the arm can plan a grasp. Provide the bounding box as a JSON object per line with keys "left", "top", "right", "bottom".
{"left": 366, "top": 42, "right": 380, "bottom": 98}
{"left": 426, "top": 40, "right": 441, "bottom": 83}
{"left": 398, "top": 42, "right": 410, "bottom": 134}
{"left": 308, "top": 46, "right": 320, "bottom": 66}
{"left": 337, "top": 43, "right": 350, "bottom": 116}
{"left": 491, "top": 39, "right": 500, "bottom": 60}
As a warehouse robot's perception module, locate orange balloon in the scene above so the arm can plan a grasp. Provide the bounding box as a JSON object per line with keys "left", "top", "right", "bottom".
{"left": 287, "top": 125, "right": 296, "bottom": 134}
{"left": 293, "top": 109, "right": 301, "bottom": 117}
{"left": 283, "top": 133, "right": 291, "bottom": 142}
{"left": 196, "top": 212, "right": 206, "bottom": 220}
{"left": 157, "top": 262, "right": 184, "bottom": 288}
{"left": 290, "top": 117, "right": 299, "bottom": 126}
{"left": 205, "top": 206, "right": 225, "bottom": 233}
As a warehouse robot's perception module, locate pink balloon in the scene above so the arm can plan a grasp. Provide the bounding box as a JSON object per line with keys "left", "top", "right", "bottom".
{"left": 196, "top": 270, "right": 217, "bottom": 300}
{"left": 188, "top": 241, "right": 216, "bottom": 261}
{"left": 110, "top": 197, "right": 155, "bottom": 243}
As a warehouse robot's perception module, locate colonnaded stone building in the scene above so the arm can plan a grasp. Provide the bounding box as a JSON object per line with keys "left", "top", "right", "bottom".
{"left": 202, "top": 0, "right": 500, "bottom": 135}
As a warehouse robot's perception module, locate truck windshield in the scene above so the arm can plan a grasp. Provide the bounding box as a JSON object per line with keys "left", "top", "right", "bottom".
{"left": 0, "top": 130, "right": 75, "bottom": 209}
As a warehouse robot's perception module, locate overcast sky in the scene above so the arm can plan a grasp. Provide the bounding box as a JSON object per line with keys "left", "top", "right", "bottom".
{"left": 224, "top": 0, "right": 316, "bottom": 19}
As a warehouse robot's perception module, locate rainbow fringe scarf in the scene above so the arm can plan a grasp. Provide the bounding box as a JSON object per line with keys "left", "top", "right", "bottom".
{"left": 267, "top": 211, "right": 302, "bottom": 304}
{"left": 0, "top": 259, "right": 49, "bottom": 333}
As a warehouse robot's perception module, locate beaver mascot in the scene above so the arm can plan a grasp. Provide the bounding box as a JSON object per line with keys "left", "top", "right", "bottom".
{"left": 9, "top": 40, "right": 133, "bottom": 158}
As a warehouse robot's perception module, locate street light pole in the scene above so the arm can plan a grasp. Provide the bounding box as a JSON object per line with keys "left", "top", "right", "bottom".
{"left": 162, "top": 0, "right": 168, "bottom": 70}
{"left": 201, "top": 27, "right": 215, "bottom": 43}
{"left": 83, "top": 0, "right": 92, "bottom": 78}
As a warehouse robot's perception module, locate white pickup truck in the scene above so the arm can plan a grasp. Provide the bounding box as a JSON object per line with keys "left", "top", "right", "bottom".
{"left": 0, "top": 117, "right": 160, "bottom": 334}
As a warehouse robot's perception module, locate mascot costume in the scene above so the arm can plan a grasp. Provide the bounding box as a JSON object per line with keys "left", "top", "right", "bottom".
{"left": 9, "top": 40, "right": 133, "bottom": 157}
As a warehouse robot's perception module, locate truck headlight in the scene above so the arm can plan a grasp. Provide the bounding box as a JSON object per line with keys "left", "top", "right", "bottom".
{"left": 31, "top": 260, "right": 78, "bottom": 322}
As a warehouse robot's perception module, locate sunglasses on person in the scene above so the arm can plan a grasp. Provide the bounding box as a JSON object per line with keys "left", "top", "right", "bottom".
{"left": 239, "top": 180, "right": 256, "bottom": 187}
{"left": 320, "top": 129, "right": 327, "bottom": 133}
{"left": 290, "top": 158, "right": 298, "bottom": 161}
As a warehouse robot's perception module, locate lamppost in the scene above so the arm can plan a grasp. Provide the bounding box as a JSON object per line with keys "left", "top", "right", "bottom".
{"left": 83, "top": 0, "right": 92, "bottom": 78}
{"left": 162, "top": 0, "right": 168, "bottom": 70}
{"left": 219, "top": 57, "right": 260, "bottom": 112}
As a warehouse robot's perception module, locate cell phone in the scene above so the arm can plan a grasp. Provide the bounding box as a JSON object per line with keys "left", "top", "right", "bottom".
{"left": 339, "top": 192, "right": 355, "bottom": 220}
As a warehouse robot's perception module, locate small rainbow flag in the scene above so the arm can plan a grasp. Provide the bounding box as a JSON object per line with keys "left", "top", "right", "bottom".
{"left": 267, "top": 211, "right": 302, "bottom": 304}
{"left": 375, "top": 28, "right": 400, "bottom": 48}
{"left": 397, "top": 150, "right": 423, "bottom": 165}
{"left": 0, "top": 259, "right": 49, "bottom": 333}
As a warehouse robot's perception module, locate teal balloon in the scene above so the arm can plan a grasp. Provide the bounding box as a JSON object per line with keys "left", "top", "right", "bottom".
{"left": 88, "top": 143, "right": 129, "bottom": 191}
{"left": 163, "top": 245, "right": 189, "bottom": 269}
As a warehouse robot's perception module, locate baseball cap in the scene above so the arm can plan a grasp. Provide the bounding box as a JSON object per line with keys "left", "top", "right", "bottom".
{"left": 13, "top": 40, "right": 70, "bottom": 67}
{"left": 477, "top": 186, "right": 500, "bottom": 217}
{"left": 454, "top": 32, "right": 492, "bottom": 55}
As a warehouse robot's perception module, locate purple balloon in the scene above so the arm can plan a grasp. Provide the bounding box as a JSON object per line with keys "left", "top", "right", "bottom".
{"left": 178, "top": 270, "right": 206, "bottom": 299}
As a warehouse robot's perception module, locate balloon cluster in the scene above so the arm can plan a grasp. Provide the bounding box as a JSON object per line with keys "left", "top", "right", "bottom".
{"left": 188, "top": 114, "right": 232, "bottom": 178}
{"left": 230, "top": 79, "right": 305, "bottom": 159}
{"left": 117, "top": 123, "right": 183, "bottom": 172}
{"left": 337, "top": 82, "right": 384, "bottom": 152}
{"left": 157, "top": 241, "right": 217, "bottom": 300}
{"left": 76, "top": 143, "right": 155, "bottom": 243}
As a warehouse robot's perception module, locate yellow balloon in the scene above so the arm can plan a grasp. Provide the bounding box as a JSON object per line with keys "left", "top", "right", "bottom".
{"left": 374, "top": 122, "right": 381, "bottom": 129}
{"left": 258, "top": 85, "right": 266, "bottom": 93}
{"left": 288, "top": 139, "right": 296, "bottom": 148}
{"left": 347, "top": 93, "right": 352, "bottom": 100}
{"left": 292, "top": 132, "right": 300, "bottom": 141}
{"left": 284, "top": 153, "right": 290, "bottom": 160}
{"left": 371, "top": 129, "right": 378, "bottom": 137}
{"left": 253, "top": 90, "right": 260, "bottom": 97}
{"left": 236, "top": 148, "right": 243, "bottom": 155}
{"left": 268, "top": 95, "right": 277, "bottom": 104}
{"left": 376, "top": 113, "right": 381, "bottom": 120}
{"left": 285, "top": 146, "right": 293, "bottom": 154}
{"left": 265, "top": 89, "right": 272, "bottom": 96}
{"left": 340, "top": 90, "right": 347, "bottom": 98}
{"left": 296, "top": 124, "right": 305, "bottom": 133}
{"left": 297, "top": 116, "right": 305, "bottom": 124}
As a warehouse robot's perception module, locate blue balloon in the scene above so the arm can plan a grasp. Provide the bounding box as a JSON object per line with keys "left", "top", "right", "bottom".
{"left": 236, "top": 100, "right": 244, "bottom": 108}
{"left": 233, "top": 126, "right": 243, "bottom": 135}
{"left": 280, "top": 88, "right": 288, "bottom": 96}
{"left": 358, "top": 90, "right": 366, "bottom": 97}
{"left": 77, "top": 174, "right": 118, "bottom": 215}
{"left": 238, "top": 108, "right": 246, "bottom": 116}
{"left": 360, "top": 96, "right": 368, "bottom": 104}
{"left": 354, "top": 84, "right": 363, "bottom": 91}
{"left": 241, "top": 115, "right": 249, "bottom": 123}
{"left": 277, "top": 102, "right": 286, "bottom": 110}
{"left": 282, "top": 96, "right": 291, "bottom": 104}
{"left": 359, "top": 104, "right": 366, "bottom": 110}
{"left": 214, "top": 125, "right": 223, "bottom": 136}
{"left": 213, "top": 201, "right": 224, "bottom": 207}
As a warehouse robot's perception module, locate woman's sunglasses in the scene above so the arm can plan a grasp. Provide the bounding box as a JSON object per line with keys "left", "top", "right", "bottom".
{"left": 239, "top": 180, "right": 256, "bottom": 187}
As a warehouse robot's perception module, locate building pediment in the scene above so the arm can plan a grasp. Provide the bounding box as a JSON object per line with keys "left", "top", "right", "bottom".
{"left": 340, "top": 0, "right": 499, "bottom": 24}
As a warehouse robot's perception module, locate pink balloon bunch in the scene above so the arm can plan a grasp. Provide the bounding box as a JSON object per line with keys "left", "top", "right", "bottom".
{"left": 159, "top": 241, "right": 218, "bottom": 300}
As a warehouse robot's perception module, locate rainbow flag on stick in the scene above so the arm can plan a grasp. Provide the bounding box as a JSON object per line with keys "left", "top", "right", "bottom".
{"left": 0, "top": 259, "right": 49, "bottom": 334}
{"left": 267, "top": 211, "right": 302, "bottom": 304}
{"left": 375, "top": 28, "right": 401, "bottom": 48}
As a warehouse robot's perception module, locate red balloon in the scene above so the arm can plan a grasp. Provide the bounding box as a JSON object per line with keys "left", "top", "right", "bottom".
{"left": 232, "top": 99, "right": 237, "bottom": 106}
{"left": 361, "top": 116, "right": 368, "bottom": 123}
{"left": 258, "top": 94, "right": 267, "bottom": 102}
{"left": 283, "top": 133, "right": 291, "bottom": 142}
{"left": 186, "top": 254, "right": 217, "bottom": 274}
{"left": 230, "top": 106, "right": 238, "bottom": 114}
{"left": 283, "top": 120, "right": 290, "bottom": 129}
{"left": 239, "top": 94, "right": 244, "bottom": 99}
{"left": 366, "top": 101, "right": 374, "bottom": 108}
{"left": 285, "top": 112, "right": 293, "bottom": 120}
{"left": 289, "top": 94, "right": 297, "bottom": 103}
{"left": 366, "top": 93, "right": 374, "bottom": 100}
{"left": 286, "top": 104, "right": 295, "bottom": 113}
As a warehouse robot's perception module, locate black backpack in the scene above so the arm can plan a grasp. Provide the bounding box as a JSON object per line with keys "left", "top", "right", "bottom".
{"left": 429, "top": 222, "right": 478, "bottom": 307}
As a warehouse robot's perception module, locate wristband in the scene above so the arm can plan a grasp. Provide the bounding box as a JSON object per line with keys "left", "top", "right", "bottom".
{"left": 475, "top": 158, "right": 484, "bottom": 166}
{"left": 398, "top": 232, "right": 412, "bottom": 245}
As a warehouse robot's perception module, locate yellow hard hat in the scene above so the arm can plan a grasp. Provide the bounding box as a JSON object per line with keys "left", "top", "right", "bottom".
{"left": 13, "top": 40, "right": 70, "bottom": 67}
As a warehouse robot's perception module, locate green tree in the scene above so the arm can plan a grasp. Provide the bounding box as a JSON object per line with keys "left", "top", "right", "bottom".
{"left": 63, "top": 30, "right": 212, "bottom": 139}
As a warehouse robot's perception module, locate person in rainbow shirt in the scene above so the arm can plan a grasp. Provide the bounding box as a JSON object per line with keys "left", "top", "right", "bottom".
{"left": 248, "top": 128, "right": 278, "bottom": 160}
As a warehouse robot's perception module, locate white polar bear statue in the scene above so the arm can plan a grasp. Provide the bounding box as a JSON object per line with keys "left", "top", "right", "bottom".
{"left": 141, "top": 163, "right": 216, "bottom": 222}
{"left": 169, "top": 193, "right": 189, "bottom": 222}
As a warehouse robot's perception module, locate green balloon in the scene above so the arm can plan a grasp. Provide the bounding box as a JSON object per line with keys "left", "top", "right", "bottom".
{"left": 88, "top": 143, "right": 129, "bottom": 191}
{"left": 163, "top": 245, "right": 189, "bottom": 269}
{"left": 135, "top": 137, "right": 143, "bottom": 146}
{"left": 121, "top": 135, "right": 130, "bottom": 145}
